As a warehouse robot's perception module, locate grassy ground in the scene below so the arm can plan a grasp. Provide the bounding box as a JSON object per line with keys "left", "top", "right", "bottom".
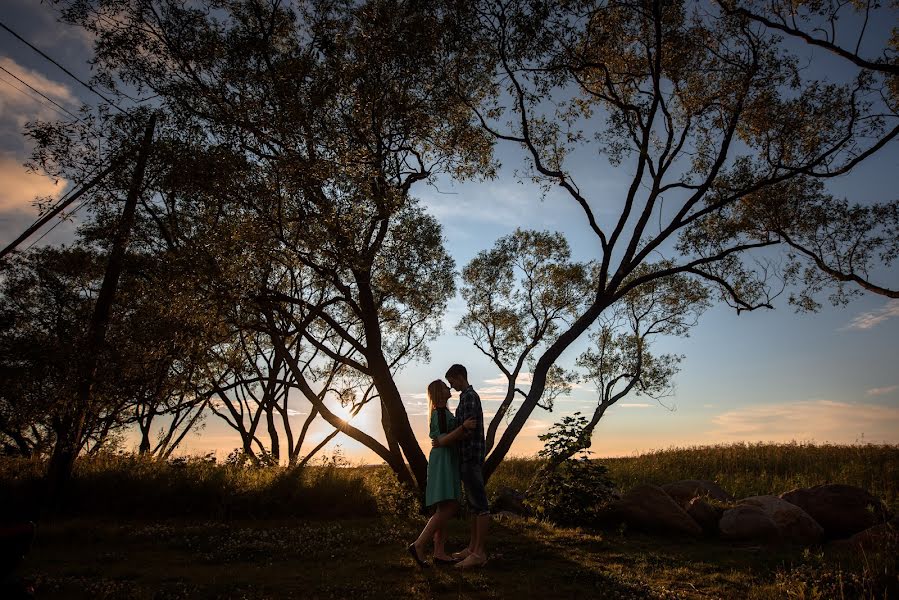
{"left": 5, "top": 443, "right": 898, "bottom": 598}
{"left": 20, "top": 514, "right": 897, "bottom": 599}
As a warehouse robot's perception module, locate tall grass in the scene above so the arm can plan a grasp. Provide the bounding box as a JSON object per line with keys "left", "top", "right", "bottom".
{"left": 602, "top": 442, "right": 899, "bottom": 508}
{"left": 0, "top": 453, "right": 411, "bottom": 521}
{"left": 2, "top": 442, "right": 896, "bottom": 520}
{"left": 488, "top": 442, "right": 899, "bottom": 509}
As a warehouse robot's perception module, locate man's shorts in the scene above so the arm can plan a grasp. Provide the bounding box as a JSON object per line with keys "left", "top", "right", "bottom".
{"left": 460, "top": 460, "right": 490, "bottom": 516}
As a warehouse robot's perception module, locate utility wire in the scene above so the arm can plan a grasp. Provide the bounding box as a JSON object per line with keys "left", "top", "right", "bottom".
{"left": 0, "top": 64, "right": 83, "bottom": 121}
{"left": 0, "top": 18, "right": 125, "bottom": 114}
{"left": 24, "top": 194, "right": 95, "bottom": 251}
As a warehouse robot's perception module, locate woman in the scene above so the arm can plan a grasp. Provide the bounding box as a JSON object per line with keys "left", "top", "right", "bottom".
{"left": 407, "top": 379, "right": 473, "bottom": 567}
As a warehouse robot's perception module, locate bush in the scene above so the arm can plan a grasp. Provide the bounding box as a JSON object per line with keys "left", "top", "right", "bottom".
{"left": 524, "top": 414, "right": 617, "bottom": 527}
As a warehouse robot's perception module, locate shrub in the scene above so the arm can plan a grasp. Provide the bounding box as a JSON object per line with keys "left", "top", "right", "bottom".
{"left": 524, "top": 414, "right": 617, "bottom": 527}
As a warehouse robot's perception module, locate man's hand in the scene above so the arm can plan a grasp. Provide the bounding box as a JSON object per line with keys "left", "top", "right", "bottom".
{"left": 463, "top": 417, "right": 476, "bottom": 430}
{"left": 431, "top": 438, "right": 440, "bottom": 448}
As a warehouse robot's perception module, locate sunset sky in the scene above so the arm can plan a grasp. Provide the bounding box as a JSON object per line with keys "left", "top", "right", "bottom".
{"left": 2, "top": 0, "right": 897, "bottom": 463}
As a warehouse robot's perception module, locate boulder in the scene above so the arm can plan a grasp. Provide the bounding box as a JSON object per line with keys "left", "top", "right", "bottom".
{"left": 836, "top": 516, "right": 899, "bottom": 551}
{"left": 780, "top": 484, "right": 890, "bottom": 539}
{"left": 719, "top": 504, "right": 781, "bottom": 542}
{"left": 491, "top": 487, "right": 528, "bottom": 516}
{"left": 687, "top": 496, "right": 724, "bottom": 537}
{"left": 662, "top": 480, "right": 733, "bottom": 509}
{"left": 604, "top": 484, "right": 702, "bottom": 537}
{"left": 740, "top": 495, "right": 824, "bottom": 545}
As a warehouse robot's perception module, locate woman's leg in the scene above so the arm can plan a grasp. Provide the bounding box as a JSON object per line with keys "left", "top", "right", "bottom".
{"left": 433, "top": 501, "right": 457, "bottom": 559}
{"left": 413, "top": 505, "right": 445, "bottom": 556}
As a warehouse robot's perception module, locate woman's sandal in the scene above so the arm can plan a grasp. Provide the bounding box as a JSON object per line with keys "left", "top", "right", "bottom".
{"left": 407, "top": 543, "right": 430, "bottom": 568}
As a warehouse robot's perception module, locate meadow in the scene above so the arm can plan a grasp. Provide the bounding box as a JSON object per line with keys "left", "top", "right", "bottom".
{"left": 3, "top": 442, "right": 897, "bottom": 598}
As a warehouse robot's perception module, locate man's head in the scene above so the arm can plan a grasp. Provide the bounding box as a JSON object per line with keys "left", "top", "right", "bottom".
{"left": 445, "top": 364, "right": 469, "bottom": 391}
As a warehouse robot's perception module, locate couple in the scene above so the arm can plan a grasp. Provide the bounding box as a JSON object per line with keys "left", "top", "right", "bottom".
{"left": 407, "top": 364, "right": 489, "bottom": 569}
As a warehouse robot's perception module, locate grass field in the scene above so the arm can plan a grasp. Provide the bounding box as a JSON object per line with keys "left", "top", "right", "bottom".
{"left": 4, "top": 442, "right": 898, "bottom": 598}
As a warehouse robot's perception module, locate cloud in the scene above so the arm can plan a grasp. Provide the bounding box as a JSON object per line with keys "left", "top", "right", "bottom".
{"left": 708, "top": 399, "right": 899, "bottom": 444}
{"left": 843, "top": 300, "right": 899, "bottom": 331}
{"left": 484, "top": 372, "right": 532, "bottom": 386}
{"left": 866, "top": 385, "right": 898, "bottom": 397}
{"left": 0, "top": 153, "right": 66, "bottom": 213}
{"left": 618, "top": 403, "right": 653, "bottom": 408}
{"left": 0, "top": 57, "right": 79, "bottom": 129}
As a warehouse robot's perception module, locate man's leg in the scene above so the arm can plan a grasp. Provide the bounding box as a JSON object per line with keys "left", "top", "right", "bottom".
{"left": 473, "top": 513, "right": 489, "bottom": 556}
{"left": 456, "top": 462, "right": 489, "bottom": 568}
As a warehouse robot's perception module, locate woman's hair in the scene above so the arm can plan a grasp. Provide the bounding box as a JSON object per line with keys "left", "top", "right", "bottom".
{"left": 427, "top": 379, "right": 449, "bottom": 434}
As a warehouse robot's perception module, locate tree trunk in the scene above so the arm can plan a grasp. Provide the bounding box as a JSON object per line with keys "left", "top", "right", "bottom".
{"left": 45, "top": 114, "right": 157, "bottom": 507}
{"left": 484, "top": 298, "right": 608, "bottom": 479}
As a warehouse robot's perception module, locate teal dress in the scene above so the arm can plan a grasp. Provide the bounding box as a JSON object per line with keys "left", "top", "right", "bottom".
{"left": 425, "top": 408, "right": 461, "bottom": 507}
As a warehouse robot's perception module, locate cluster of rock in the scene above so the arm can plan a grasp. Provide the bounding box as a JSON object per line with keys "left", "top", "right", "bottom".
{"left": 602, "top": 481, "right": 894, "bottom": 546}
{"left": 492, "top": 481, "right": 896, "bottom": 547}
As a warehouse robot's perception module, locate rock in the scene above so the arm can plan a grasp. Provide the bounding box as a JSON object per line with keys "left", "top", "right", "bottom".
{"left": 491, "top": 487, "right": 528, "bottom": 516}
{"left": 604, "top": 484, "right": 702, "bottom": 537}
{"left": 687, "top": 496, "right": 724, "bottom": 537}
{"left": 719, "top": 504, "right": 781, "bottom": 542}
{"left": 780, "top": 484, "right": 890, "bottom": 539}
{"left": 740, "top": 495, "right": 824, "bottom": 545}
{"left": 662, "top": 480, "right": 733, "bottom": 509}
{"left": 492, "top": 510, "right": 525, "bottom": 521}
{"left": 838, "top": 516, "right": 899, "bottom": 551}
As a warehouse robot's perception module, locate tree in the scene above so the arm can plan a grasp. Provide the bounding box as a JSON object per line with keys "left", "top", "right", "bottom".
{"left": 569, "top": 266, "right": 709, "bottom": 464}
{"left": 457, "top": 228, "right": 589, "bottom": 452}
{"left": 455, "top": 0, "right": 898, "bottom": 478}
{"left": 59, "top": 0, "right": 496, "bottom": 490}
{"left": 712, "top": 0, "right": 899, "bottom": 302}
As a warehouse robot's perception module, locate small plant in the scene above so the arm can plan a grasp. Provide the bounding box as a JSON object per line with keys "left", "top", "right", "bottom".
{"left": 525, "top": 413, "right": 617, "bottom": 527}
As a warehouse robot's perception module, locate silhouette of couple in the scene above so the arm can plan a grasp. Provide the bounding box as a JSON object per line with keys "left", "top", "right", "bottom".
{"left": 407, "top": 364, "right": 489, "bottom": 569}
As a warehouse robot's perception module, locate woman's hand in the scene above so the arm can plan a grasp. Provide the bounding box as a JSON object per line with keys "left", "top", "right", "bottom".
{"left": 463, "top": 417, "right": 477, "bottom": 430}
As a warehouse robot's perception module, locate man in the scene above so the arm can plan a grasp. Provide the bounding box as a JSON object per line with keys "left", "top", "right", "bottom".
{"left": 433, "top": 363, "right": 489, "bottom": 569}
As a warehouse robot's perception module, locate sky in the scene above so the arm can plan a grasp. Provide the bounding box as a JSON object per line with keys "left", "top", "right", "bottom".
{"left": 1, "top": 1, "right": 897, "bottom": 463}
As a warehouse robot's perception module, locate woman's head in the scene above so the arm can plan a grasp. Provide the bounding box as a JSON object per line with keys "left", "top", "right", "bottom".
{"left": 427, "top": 379, "right": 451, "bottom": 409}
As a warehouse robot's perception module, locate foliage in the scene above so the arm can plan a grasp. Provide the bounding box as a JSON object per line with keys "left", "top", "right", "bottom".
{"left": 525, "top": 414, "right": 617, "bottom": 527}
{"left": 461, "top": 0, "right": 899, "bottom": 477}
{"left": 457, "top": 228, "right": 589, "bottom": 451}
{"left": 49, "top": 0, "right": 499, "bottom": 489}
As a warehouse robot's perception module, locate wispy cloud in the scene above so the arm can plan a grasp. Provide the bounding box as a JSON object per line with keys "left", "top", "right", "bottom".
{"left": 484, "top": 372, "right": 532, "bottom": 386}
{"left": 708, "top": 399, "right": 899, "bottom": 444}
{"left": 619, "top": 402, "right": 653, "bottom": 408}
{"left": 866, "top": 385, "right": 898, "bottom": 397}
{"left": 0, "top": 153, "right": 66, "bottom": 213}
{"left": 843, "top": 300, "right": 899, "bottom": 331}
{"left": 0, "top": 57, "right": 78, "bottom": 128}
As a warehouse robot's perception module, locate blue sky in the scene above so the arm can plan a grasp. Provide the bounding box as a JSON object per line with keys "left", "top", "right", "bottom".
{"left": 1, "top": 0, "right": 897, "bottom": 462}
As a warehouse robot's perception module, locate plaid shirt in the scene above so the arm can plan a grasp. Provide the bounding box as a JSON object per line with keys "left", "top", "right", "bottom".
{"left": 455, "top": 385, "right": 485, "bottom": 464}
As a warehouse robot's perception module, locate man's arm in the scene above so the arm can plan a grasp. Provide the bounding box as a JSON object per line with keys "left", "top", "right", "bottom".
{"left": 433, "top": 418, "right": 476, "bottom": 447}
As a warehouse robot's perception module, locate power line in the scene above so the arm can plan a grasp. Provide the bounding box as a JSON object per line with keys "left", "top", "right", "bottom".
{"left": 24, "top": 194, "right": 95, "bottom": 251}
{"left": 0, "top": 74, "right": 74, "bottom": 122}
{"left": 0, "top": 18, "right": 125, "bottom": 114}
{"left": 0, "top": 64, "right": 83, "bottom": 121}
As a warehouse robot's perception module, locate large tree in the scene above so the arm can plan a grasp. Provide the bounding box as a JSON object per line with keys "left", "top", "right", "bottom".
{"left": 454, "top": 0, "right": 898, "bottom": 477}
{"left": 59, "top": 0, "right": 495, "bottom": 489}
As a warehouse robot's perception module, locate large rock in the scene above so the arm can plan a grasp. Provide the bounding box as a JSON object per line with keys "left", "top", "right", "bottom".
{"left": 740, "top": 495, "right": 824, "bottom": 545}
{"left": 492, "top": 487, "right": 528, "bottom": 516}
{"left": 719, "top": 504, "right": 781, "bottom": 542}
{"left": 780, "top": 484, "right": 890, "bottom": 539}
{"left": 662, "top": 480, "right": 733, "bottom": 509}
{"left": 604, "top": 484, "right": 702, "bottom": 537}
{"left": 840, "top": 520, "right": 899, "bottom": 551}
{"left": 687, "top": 496, "right": 724, "bottom": 537}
